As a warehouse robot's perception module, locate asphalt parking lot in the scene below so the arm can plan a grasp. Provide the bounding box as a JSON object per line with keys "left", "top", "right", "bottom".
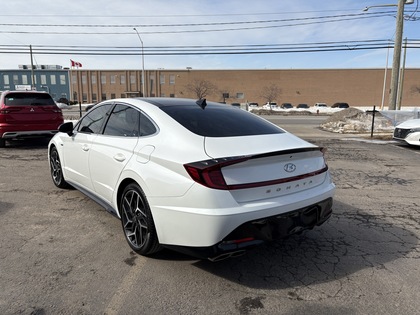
{"left": 0, "top": 118, "right": 419, "bottom": 315}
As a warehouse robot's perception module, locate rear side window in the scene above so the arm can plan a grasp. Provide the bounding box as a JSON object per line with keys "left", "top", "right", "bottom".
{"left": 4, "top": 93, "right": 55, "bottom": 106}
{"left": 160, "top": 104, "right": 283, "bottom": 137}
{"left": 103, "top": 104, "right": 140, "bottom": 137}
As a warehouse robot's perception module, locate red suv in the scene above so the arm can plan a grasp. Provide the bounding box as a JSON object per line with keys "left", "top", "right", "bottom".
{"left": 0, "top": 90, "right": 64, "bottom": 147}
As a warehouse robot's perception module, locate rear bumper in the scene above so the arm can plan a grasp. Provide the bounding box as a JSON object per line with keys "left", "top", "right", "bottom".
{"left": 1, "top": 130, "right": 59, "bottom": 139}
{"left": 151, "top": 177, "right": 335, "bottom": 247}
{"left": 164, "top": 197, "right": 333, "bottom": 261}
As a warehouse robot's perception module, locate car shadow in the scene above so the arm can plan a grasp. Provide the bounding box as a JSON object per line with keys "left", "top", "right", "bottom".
{"left": 191, "top": 200, "right": 418, "bottom": 289}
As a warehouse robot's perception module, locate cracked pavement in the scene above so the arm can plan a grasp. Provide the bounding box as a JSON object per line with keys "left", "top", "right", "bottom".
{"left": 0, "top": 133, "right": 419, "bottom": 315}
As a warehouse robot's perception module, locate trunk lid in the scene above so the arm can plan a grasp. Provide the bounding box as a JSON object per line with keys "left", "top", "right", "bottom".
{"left": 204, "top": 133, "right": 328, "bottom": 202}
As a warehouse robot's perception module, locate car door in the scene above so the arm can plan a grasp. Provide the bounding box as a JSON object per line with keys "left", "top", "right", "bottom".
{"left": 61, "top": 103, "right": 112, "bottom": 191}
{"left": 88, "top": 103, "right": 141, "bottom": 203}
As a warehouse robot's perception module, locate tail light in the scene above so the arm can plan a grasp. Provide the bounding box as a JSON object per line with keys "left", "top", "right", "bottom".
{"left": 0, "top": 108, "right": 21, "bottom": 114}
{"left": 184, "top": 157, "right": 249, "bottom": 190}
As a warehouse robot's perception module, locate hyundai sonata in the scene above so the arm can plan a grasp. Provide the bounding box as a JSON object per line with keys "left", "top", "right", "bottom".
{"left": 48, "top": 98, "right": 335, "bottom": 261}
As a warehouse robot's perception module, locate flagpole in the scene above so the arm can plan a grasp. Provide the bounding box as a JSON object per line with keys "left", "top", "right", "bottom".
{"left": 69, "top": 66, "right": 73, "bottom": 104}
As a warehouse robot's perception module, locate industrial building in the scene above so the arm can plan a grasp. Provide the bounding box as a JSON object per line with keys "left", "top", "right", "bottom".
{"left": 2, "top": 67, "right": 419, "bottom": 108}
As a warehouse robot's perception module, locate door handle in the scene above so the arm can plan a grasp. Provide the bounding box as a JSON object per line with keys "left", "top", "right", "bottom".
{"left": 113, "top": 153, "right": 126, "bottom": 162}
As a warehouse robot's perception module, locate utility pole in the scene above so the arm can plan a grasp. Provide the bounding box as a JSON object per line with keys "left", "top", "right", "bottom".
{"left": 388, "top": 0, "right": 406, "bottom": 110}
{"left": 397, "top": 38, "right": 408, "bottom": 110}
{"left": 133, "top": 28, "right": 146, "bottom": 97}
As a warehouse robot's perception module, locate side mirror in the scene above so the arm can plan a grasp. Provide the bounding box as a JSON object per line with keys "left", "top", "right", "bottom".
{"left": 58, "top": 122, "right": 74, "bottom": 136}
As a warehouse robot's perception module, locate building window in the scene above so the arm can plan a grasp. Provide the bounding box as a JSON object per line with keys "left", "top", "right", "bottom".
{"left": 3, "top": 74, "right": 9, "bottom": 85}
{"left": 101, "top": 93, "right": 106, "bottom": 101}
{"left": 169, "top": 75, "right": 175, "bottom": 85}
{"left": 160, "top": 93, "right": 166, "bottom": 97}
{"left": 91, "top": 74, "right": 97, "bottom": 84}
{"left": 13, "top": 75, "right": 18, "bottom": 84}
{"left": 101, "top": 75, "right": 106, "bottom": 84}
{"left": 92, "top": 93, "right": 97, "bottom": 102}
{"left": 60, "top": 75, "right": 66, "bottom": 85}
{"left": 130, "top": 74, "right": 136, "bottom": 84}
{"left": 82, "top": 74, "right": 87, "bottom": 85}
{"left": 236, "top": 92, "right": 244, "bottom": 99}
{"left": 110, "top": 75, "right": 116, "bottom": 84}
{"left": 170, "top": 93, "right": 175, "bottom": 98}
{"left": 111, "top": 93, "right": 116, "bottom": 99}
{"left": 160, "top": 74, "right": 165, "bottom": 85}
{"left": 40, "top": 75, "right": 47, "bottom": 85}
{"left": 50, "top": 75, "right": 56, "bottom": 85}
{"left": 120, "top": 75, "right": 126, "bottom": 84}
{"left": 121, "top": 93, "right": 126, "bottom": 98}
{"left": 22, "top": 75, "right": 28, "bottom": 85}
{"left": 82, "top": 93, "right": 87, "bottom": 102}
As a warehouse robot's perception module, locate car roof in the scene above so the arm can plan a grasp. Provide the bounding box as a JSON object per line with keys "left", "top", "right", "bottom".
{"left": 2, "top": 90, "right": 49, "bottom": 95}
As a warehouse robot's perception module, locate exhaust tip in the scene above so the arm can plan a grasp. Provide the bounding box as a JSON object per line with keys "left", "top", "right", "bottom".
{"left": 208, "top": 250, "right": 246, "bottom": 262}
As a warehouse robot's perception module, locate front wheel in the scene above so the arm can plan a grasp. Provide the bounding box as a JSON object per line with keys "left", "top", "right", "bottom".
{"left": 0, "top": 138, "right": 5, "bottom": 148}
{"left": 120, "top": 183, "right": 161, "bottom": 255}
{"left": 49, "top": 146, "right": 71, "bottom": 189}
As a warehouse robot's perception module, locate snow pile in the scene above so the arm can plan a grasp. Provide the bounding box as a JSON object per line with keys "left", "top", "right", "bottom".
{"left": 320, "top": 108, "right": 394, "bottom": 134}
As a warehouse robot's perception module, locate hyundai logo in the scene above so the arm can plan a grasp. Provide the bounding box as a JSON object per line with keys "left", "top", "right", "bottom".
{"left": 284, "top": 163, "right": 296, "bottom": 173}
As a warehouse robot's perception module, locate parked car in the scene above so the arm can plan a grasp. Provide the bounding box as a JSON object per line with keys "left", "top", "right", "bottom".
{"left": 332, "top": 102, "right": 349, "bottom": 108}
{"left": 297, "top": 103, "right": 309, "bottom": 109}
{"left": 57, "top": 97, "right": 69, "bottom": 105}
{"left": 393, "top": 119, "right": 420, "bottom": 146}
{"left": 85, "top": 103, "right": 97, "bottom": 112}
{"left": 281, "top": 103, "right": 293, "bottom": 109}
{"left": 0, "top": 90, "right": 63, "bottom": 148}
{"left": 248, "top": 102, "right": 259, "bottom": 108}
{"left": 314, "top": 103, "right": 328, "bottom": 108}
{"left": 48, "top": 98, "right": 335, "bottom": 261}
{"left": 263, "top": 102, "right": 278, "bottom": 109}
{"left": 231, "top": 103, "right": 241, "bottom": 107}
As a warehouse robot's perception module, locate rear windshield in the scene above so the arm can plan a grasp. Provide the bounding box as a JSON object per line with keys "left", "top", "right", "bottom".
{"left": 4, "top": 93, "right": 56, "bottom": 106}
{"left": 160, "top": 104, "right": 284, "bottom": 137}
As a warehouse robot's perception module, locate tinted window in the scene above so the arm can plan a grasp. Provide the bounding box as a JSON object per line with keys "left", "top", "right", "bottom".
{"left": 103, "top": 104, "right": 140, "bottom": 137}
{"left": 77, "top": 103, "right": 112, "bottom": 134}
{"left": 4, "top": 93, "right": 55, "bottom": 106}
{"left": 139, "top": 113, "right": 157, "bottom": 136}
{"left": 160, "top": 104, "right": 283, "bottom": 137}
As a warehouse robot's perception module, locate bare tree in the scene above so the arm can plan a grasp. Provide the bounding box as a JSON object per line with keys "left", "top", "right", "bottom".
{"left": 260, "top": 84, "right": 282, "bottom": 104}
{"left": 184, "top": 79, "right": 218, "bottom": 99}
{"left": 410, "top": 85, "right": 420, "bottom": 94}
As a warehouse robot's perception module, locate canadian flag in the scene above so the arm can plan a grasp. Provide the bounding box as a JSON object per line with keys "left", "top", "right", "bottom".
{"left": 70, "top": 59, "right": 82, "bottom": 68}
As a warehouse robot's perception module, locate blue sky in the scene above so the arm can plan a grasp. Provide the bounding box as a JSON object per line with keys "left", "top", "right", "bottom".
{"left": 0, "top": 0, "right": 419, "bottom": 70}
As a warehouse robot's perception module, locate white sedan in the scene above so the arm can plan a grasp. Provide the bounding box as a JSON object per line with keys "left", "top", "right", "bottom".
{"left": 393, "top": 119, "right": 420, "bottom": 146}
{"left": 48, "top": 98, "right": 335, "bottom": 261}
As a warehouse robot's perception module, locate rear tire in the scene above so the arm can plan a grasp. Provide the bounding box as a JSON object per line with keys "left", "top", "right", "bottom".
{"left": 120, "top": 183, "right": 161, "bottom": 255}
{"left": 49, "top": 146, "right": 71, "bottom": 189}
{"left": 0, "top": 138, "right": 5, "bottom": 148}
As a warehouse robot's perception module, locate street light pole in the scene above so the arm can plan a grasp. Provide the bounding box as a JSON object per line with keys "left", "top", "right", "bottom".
{"left": 388, "top": 0, "right": 406, "bottom": 110}
{"left": 133, "top": 28, "right": 146, "bottom": 97}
